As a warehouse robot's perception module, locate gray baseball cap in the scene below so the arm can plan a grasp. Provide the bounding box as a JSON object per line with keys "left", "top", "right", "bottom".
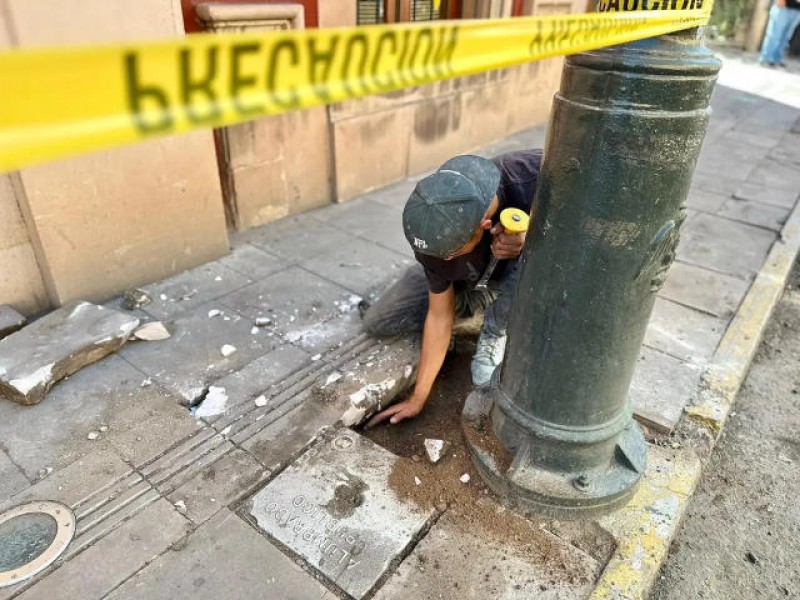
{"left": 403, "top": 155, "right": 500, "bottom": 258}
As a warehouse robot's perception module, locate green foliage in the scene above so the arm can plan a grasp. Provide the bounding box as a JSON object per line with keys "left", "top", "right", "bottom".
{"left": 710, "top": 0, "right": 755, "bottom": 38}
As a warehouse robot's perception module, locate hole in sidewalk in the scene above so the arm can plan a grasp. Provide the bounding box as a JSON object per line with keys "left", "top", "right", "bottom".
{"left": 358, "top": 349, "right": 617, "bottom": 573}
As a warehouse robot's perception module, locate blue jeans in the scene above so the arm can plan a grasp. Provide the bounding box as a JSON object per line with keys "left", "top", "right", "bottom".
{"left": 363, "top": 262, "right": 520, "bottom": 338}
{"left": 760, "top": 5, "right": 800, "bottom": 64}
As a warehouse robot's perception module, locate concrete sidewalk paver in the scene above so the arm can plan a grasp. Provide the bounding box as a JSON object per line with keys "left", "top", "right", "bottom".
{"left": 105, "top": 509, "right": 332, "bottom": 600}
{"left": 1, "top": 50, "right": 799, "bottom": 600}
{"left": 247, "top": 430, "right": 436, "bottom": 600}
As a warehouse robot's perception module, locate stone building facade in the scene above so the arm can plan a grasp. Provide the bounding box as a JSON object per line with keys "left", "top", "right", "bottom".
{"left": 0, "top": 0, "right": 583, "bottom": 315}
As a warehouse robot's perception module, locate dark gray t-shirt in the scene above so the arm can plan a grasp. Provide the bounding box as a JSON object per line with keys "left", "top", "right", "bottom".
{"left": 414, "top": 149, "right": 543, "bottom": 294}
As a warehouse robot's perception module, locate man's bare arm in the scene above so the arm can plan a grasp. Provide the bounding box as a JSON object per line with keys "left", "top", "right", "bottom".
{"left": 367, "top": 286, "right": 455, "bottom": 427}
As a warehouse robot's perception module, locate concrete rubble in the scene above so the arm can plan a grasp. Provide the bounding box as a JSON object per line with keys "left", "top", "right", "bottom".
{"left": 133, "top": 321, "right": 171, "bottom": 341}
{"left": 0, "top": 301, "right": 139, "bottom": 405}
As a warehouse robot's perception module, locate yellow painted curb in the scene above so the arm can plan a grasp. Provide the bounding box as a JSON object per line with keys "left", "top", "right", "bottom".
{"left": 590, "top": 446, "right": 701, "bottom": 600}
{"left": 688, "top": 196, "right": 800, "bottom": 435}
{"left": 590, "top": 187, "right": 800, "bottom": 600}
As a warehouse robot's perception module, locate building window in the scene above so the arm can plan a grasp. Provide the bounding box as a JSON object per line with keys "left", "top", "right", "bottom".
{"left": 358, "top": 0, "right": 453, "bottom": 25}
{"left": 357, "top": 0, "right": 385, "bottom": 24}
{"left": 410, "top": 0, "right": 441, "bottom": 20}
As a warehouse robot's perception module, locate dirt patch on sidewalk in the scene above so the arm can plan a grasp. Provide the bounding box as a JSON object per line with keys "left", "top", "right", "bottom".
{"left": 360, "top": 352, "right": 615, "bottom": 575}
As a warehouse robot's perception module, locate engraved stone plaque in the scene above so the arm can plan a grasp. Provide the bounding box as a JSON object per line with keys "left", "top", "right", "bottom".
{"left": 247, "top": 431, "right": 435, "bottom": 599}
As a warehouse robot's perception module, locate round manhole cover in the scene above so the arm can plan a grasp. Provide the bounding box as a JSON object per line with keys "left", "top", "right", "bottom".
{"left": 0, "top": 501, "right": 75, "bottom": 588}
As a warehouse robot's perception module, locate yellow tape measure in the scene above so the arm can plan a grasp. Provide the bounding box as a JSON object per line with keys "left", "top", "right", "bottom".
{"left": 0, "top": 3, "right": 713, "bottom": 173}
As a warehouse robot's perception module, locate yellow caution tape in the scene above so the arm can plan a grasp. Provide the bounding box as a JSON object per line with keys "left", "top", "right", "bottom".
{"left": 0, "top": 4, "right": 711, "bottom": 173}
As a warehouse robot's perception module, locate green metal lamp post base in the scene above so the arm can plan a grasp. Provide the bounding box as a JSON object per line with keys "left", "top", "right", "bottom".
{"left": 463, "top": 30, "right": 720, "bottom": 519}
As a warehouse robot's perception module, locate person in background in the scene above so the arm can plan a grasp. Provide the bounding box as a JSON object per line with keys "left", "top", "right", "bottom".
{"left": 759, "top": 0, "right": 800, "bottom": 68}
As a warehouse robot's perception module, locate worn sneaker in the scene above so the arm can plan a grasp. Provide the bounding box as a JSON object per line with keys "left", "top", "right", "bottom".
{"left": 471, "top": 330, "right": 507, "bottom": 387}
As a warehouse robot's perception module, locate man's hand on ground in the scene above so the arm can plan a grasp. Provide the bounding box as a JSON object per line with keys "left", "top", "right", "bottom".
{"left": 490, "top": 224, "right": 526, "bottom": 259}
{"left": 366, "top": 396, "right": 425, "bottom": 428}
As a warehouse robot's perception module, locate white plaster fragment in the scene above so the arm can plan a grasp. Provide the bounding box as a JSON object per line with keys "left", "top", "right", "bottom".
{"left": 251, "top": 327, "right": 260, "bottom": 335}
{"left": 404, "top": 365, "right": 413, "bottom": 379}
{"left": 349, "top": 389, "right": 367, "bottom": 406}
{"left": 134, "top": 321, "right": 171, "bottom": 341}
{"left": 220, "top": 344, "right": 237, "bottom": 357}
{"left": 174, "top": 500, "right": 187, "bottom": 514}
{"left": 9, "top": 364, "right": 53, "bottom": 395}
{"left": 220, "top": 425, "right": 232, "bottom": 437}
{"left": 460, "top": 473, "right": 471, "bottom": 484}
{"left": 323, "top": 371, "right": 343, "bottom": 387}
{"left": 424, "top": 439, "right": 447, "bottom": 464}
{"left": 254, "top": 395, "right": 268, "bottom": 407}
{"left": 195, "top": 386, "right": 228, "bottom": 418}
{"left": 87, "top": 431, "right": 100, "bottom": 441}
{"left": 311, "top": 354, "right": 322, "bottom": 361}
{"left": 414, "top": 476, "right": 422, "bottom": 486}
{"left": 341, "top": 405, "right": 367, "bottom": 427}
{"left": 208, "top": 309, "right": 222, "bottom": 318}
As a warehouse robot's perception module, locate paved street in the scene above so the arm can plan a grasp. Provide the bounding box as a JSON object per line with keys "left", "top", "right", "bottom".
{"left": 651, "top": 263, "right": 800, "bottom": 600}
{"left": 0, "top": 49, "right": 798, "bottom": 599}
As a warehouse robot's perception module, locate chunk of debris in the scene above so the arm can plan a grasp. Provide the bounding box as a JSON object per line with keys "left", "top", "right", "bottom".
{"left": 254, "top": 395, "right": 268, "bottom": 408}
{"left": 0, "top": 301, "right": 139, "bottom": 406}
{"left": 460, "top": 473, "right": 471, "bottom": 484}
{"left": 746, "top": 551, "right": 759, "bottom": 565}
{"left": 414, "top": 476, "right": 422, "bottom": 486}
{"left": 254, "top": 317, "right": 273, "bottom": 327}
{"left": 0, "top": 305, "right": 25, "bottom": 340}
{"left": 208, "top": 309, "right": 222, "bottom": 318}
{"left": 311, "top": 354, "right": 322, "bottom": 361}
{"left": 87, "top": 431, "right": 101, "bottom": 441}
{"left": 220, "top": 344, "right": 237, "bottom": 357}
{"left": 424, "top": 439, "right": 449, "bottom": 464}
{"left": 341, "top": 405, "right": 367, "bottom": 427}
{"left": 174, "top": 500, "right": 187, "bottom": 514}
{"left": 134, "top": 321, "right": 171, "bottom": 341}
{"left": 323, "top": 371, "right": 343, "bottom": 387}
{"left": 220, "top": 425, "right": 232, "bottom": 437}
{"left": 195, "top": 386, "right": 228, "bottom": 418}
{"left": 121, "top": 289, "right": 152, "bottom": 311}
{"left": 250, "top": 327, "right": 259, "bottom": 335}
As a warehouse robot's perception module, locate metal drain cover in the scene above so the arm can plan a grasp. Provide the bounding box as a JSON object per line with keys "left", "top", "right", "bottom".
{"left": 0, "top": 501, "right": 75, "bottom": 588}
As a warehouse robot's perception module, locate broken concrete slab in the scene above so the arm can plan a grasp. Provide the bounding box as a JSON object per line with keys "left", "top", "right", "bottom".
{"left": 374, "top": 510, "right": 602, "bottom": 600}
{"left": 106, "top": 509, "right": 333, "bottom": 600}
{"left": 630, "top": 346, "right": 704, "bottom": 434}
{"left": 0, "top": 304, "right": 25, "bottom": 340}
{"left": 659, "top": 261, "right": 749, "bottom": 319}
{"left": 0, "top": 302, "right": 139, "bottom": 406}
{"left": 247, "top": 430, "right": 436, "bottom": 600}
{"left": 322, "top": 338, "right": 419, "bottom": 427}
{"left": 167, "top": 448, "right": 268, "bottom": 525}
